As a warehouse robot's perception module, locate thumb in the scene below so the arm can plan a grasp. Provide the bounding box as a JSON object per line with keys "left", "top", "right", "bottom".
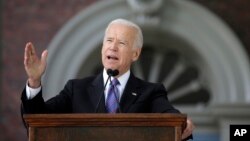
{"left": 41, "top": 49, "right": 48, "bottom": 66}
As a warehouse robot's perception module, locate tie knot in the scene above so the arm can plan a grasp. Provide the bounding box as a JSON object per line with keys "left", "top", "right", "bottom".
{"left": 111, "top": 78, "right": 119, "bottom": 86}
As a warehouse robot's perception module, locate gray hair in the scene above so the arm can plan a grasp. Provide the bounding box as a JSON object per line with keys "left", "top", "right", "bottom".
{"left": 104, "top": 18, "right": 143, "bottom": 48}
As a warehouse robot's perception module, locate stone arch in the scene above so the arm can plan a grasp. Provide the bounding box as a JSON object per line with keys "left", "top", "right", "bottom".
{"left": 43, "top": 0, "right": 250, "bottom": 106}
{"left": 43, "top": 1, "right": 250, "bottom": 140}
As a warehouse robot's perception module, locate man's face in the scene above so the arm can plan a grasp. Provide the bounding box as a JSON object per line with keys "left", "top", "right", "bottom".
{"left": 102, "top": 23, "right": 141, "bottom": 76}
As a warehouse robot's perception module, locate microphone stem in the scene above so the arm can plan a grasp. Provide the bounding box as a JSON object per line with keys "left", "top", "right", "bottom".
{"left": 95, "top": 75, "right": 111, "bottom": 113}
{"left": 95, "top": 69, "right": 120, "bottom": 113}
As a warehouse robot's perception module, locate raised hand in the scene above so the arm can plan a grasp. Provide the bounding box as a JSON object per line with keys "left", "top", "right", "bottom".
{"left": 24, "top": 42, "right": 48, "bottom": 88}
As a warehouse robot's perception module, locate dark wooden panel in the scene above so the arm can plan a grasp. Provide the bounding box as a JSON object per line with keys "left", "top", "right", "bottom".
{"left": 34, "top": 126, "right": 174, "bottom": 141}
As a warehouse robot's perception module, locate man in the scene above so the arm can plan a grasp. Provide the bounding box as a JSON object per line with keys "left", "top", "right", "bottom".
{"left": 22, "top": 19, "right": 194, "bottom": 140}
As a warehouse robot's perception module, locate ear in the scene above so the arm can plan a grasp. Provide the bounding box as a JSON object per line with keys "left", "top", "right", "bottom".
{"left": 132, "top": 48, "right": 141, "bottom": 62}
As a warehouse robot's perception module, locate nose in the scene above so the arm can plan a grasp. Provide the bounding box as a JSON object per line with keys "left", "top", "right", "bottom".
{"left": 109, "top": 40, "right": 118, "bottom": 51}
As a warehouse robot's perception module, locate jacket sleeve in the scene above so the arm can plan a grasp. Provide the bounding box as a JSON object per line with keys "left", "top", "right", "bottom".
{"left": 150, "top": 84, "right": 180, "bottom": 113}
{"left": 21, "top": 87, "right": 47, "bottom": 114}
{"left": 21, "top": 80, "right": 73, "bottom": 114}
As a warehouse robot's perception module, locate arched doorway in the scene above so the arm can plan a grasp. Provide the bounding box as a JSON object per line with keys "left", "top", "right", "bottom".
{"left": 43, "top": 0, "right": 250, "bottom": 140}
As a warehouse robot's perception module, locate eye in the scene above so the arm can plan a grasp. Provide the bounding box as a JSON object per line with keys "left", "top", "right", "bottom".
{"left": 119, "top": 42, "right": 125, "bottom": 45}
{"left": 106, "top": 38, "right": 113, "bottom": 43}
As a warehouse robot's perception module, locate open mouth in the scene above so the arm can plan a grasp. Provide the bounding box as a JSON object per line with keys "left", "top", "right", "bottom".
{"left": 107, "top": 55, "right": 119, "bottom": 60}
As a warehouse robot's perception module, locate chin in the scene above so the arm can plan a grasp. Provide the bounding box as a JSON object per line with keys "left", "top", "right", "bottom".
{"left": 104, "top": 65, "right": 118, "bottom": 70}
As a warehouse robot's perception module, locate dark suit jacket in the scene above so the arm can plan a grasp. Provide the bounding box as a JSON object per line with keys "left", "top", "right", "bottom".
{"left": 21, "top": 72, "right": 194, "bottom": 140}
{"left": 21, "top": 72, "right": 179, "bottom": 114}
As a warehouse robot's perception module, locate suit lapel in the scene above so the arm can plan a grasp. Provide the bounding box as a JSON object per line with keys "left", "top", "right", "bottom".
{"left": 120, "top": 73, "right": 140, "bottom": 112}
{"left": 87, "top": 73, "right": 107, "bottom": 113}
{"left": 87, "top": 72, "right": 141, "bottom": 113}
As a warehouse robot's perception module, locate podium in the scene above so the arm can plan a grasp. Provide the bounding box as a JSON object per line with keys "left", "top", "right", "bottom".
{"left": 23, "top": 113, "right": 186, "bottom": 141}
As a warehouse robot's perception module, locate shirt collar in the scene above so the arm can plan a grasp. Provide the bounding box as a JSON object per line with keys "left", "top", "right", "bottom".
{"left": 103, "top": 69, "right": 130, "bottom": 87}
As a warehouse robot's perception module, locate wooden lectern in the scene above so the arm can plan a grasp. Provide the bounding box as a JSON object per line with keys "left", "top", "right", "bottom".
{"left": 24, "top": 113, "right": 186, "bottom": 141}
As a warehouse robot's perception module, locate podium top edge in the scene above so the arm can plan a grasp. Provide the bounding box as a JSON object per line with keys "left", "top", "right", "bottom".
{"left": 23, "top": 113, "right": 187, "bottom": 119}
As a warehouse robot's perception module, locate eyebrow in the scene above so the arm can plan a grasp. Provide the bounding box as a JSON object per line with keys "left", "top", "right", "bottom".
{"left": 119, "top": 40, "right": 128, "bottom": 44}
{"left": 106, "top": 37, "right": 113, "bottom": 40}
{"left": 105, "top": 37, "right": 129, "bottom": 44}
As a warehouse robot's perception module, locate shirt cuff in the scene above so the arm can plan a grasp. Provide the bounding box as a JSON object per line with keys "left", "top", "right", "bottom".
{"left": 26, "top": 82, "right": 41, "bottom": 99}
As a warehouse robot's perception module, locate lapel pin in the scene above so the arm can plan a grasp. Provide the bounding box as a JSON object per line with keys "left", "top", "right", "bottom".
{"left": 132, "top": 92, "right": 137, "bottom": 96}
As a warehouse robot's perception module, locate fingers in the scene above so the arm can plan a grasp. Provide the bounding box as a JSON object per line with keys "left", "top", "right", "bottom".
{"left": 181, "top": 118, "right": 195, "bottom": 139}
{"left": 24, "top": 42, "right": 33, "bottom": 66}
{"left": 28, "top": 42, "right": 36, "bottom": 56}
{"left": 181, "top": 128, "right": 190, "bottom": 139}
{"left": 25, "top": 42, "right": 36, "bottom": 56}
{"left": 24, "top": 42, "right": 47, "bottom": 66}
{"left": 24, "top": 42, "right": 48, "bottom": 77}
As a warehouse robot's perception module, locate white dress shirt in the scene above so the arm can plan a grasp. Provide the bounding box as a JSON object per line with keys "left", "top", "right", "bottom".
{"left": 103, "top": 69, "right": 130, "bottom": 102}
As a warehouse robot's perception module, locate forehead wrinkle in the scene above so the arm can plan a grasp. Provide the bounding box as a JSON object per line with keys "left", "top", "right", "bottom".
{"left": 106, "top": 24, "right": 136, "bottom": 46}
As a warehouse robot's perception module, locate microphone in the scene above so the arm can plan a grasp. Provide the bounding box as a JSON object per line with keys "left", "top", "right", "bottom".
{"left": 107, "top": 69, "right": 119, "bottom": 77}
{"left": 94, "top": 69, "right": 119, "bottom": 113}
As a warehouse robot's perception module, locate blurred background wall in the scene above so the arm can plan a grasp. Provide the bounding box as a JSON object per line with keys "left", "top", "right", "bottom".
{"left": 1, "top": 0, "right": 250, "bottom": 141}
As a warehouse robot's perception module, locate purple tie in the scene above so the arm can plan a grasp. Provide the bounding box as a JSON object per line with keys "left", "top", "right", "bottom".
{"left": 106, "top": 78, "right": 120, "bottom": 113}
